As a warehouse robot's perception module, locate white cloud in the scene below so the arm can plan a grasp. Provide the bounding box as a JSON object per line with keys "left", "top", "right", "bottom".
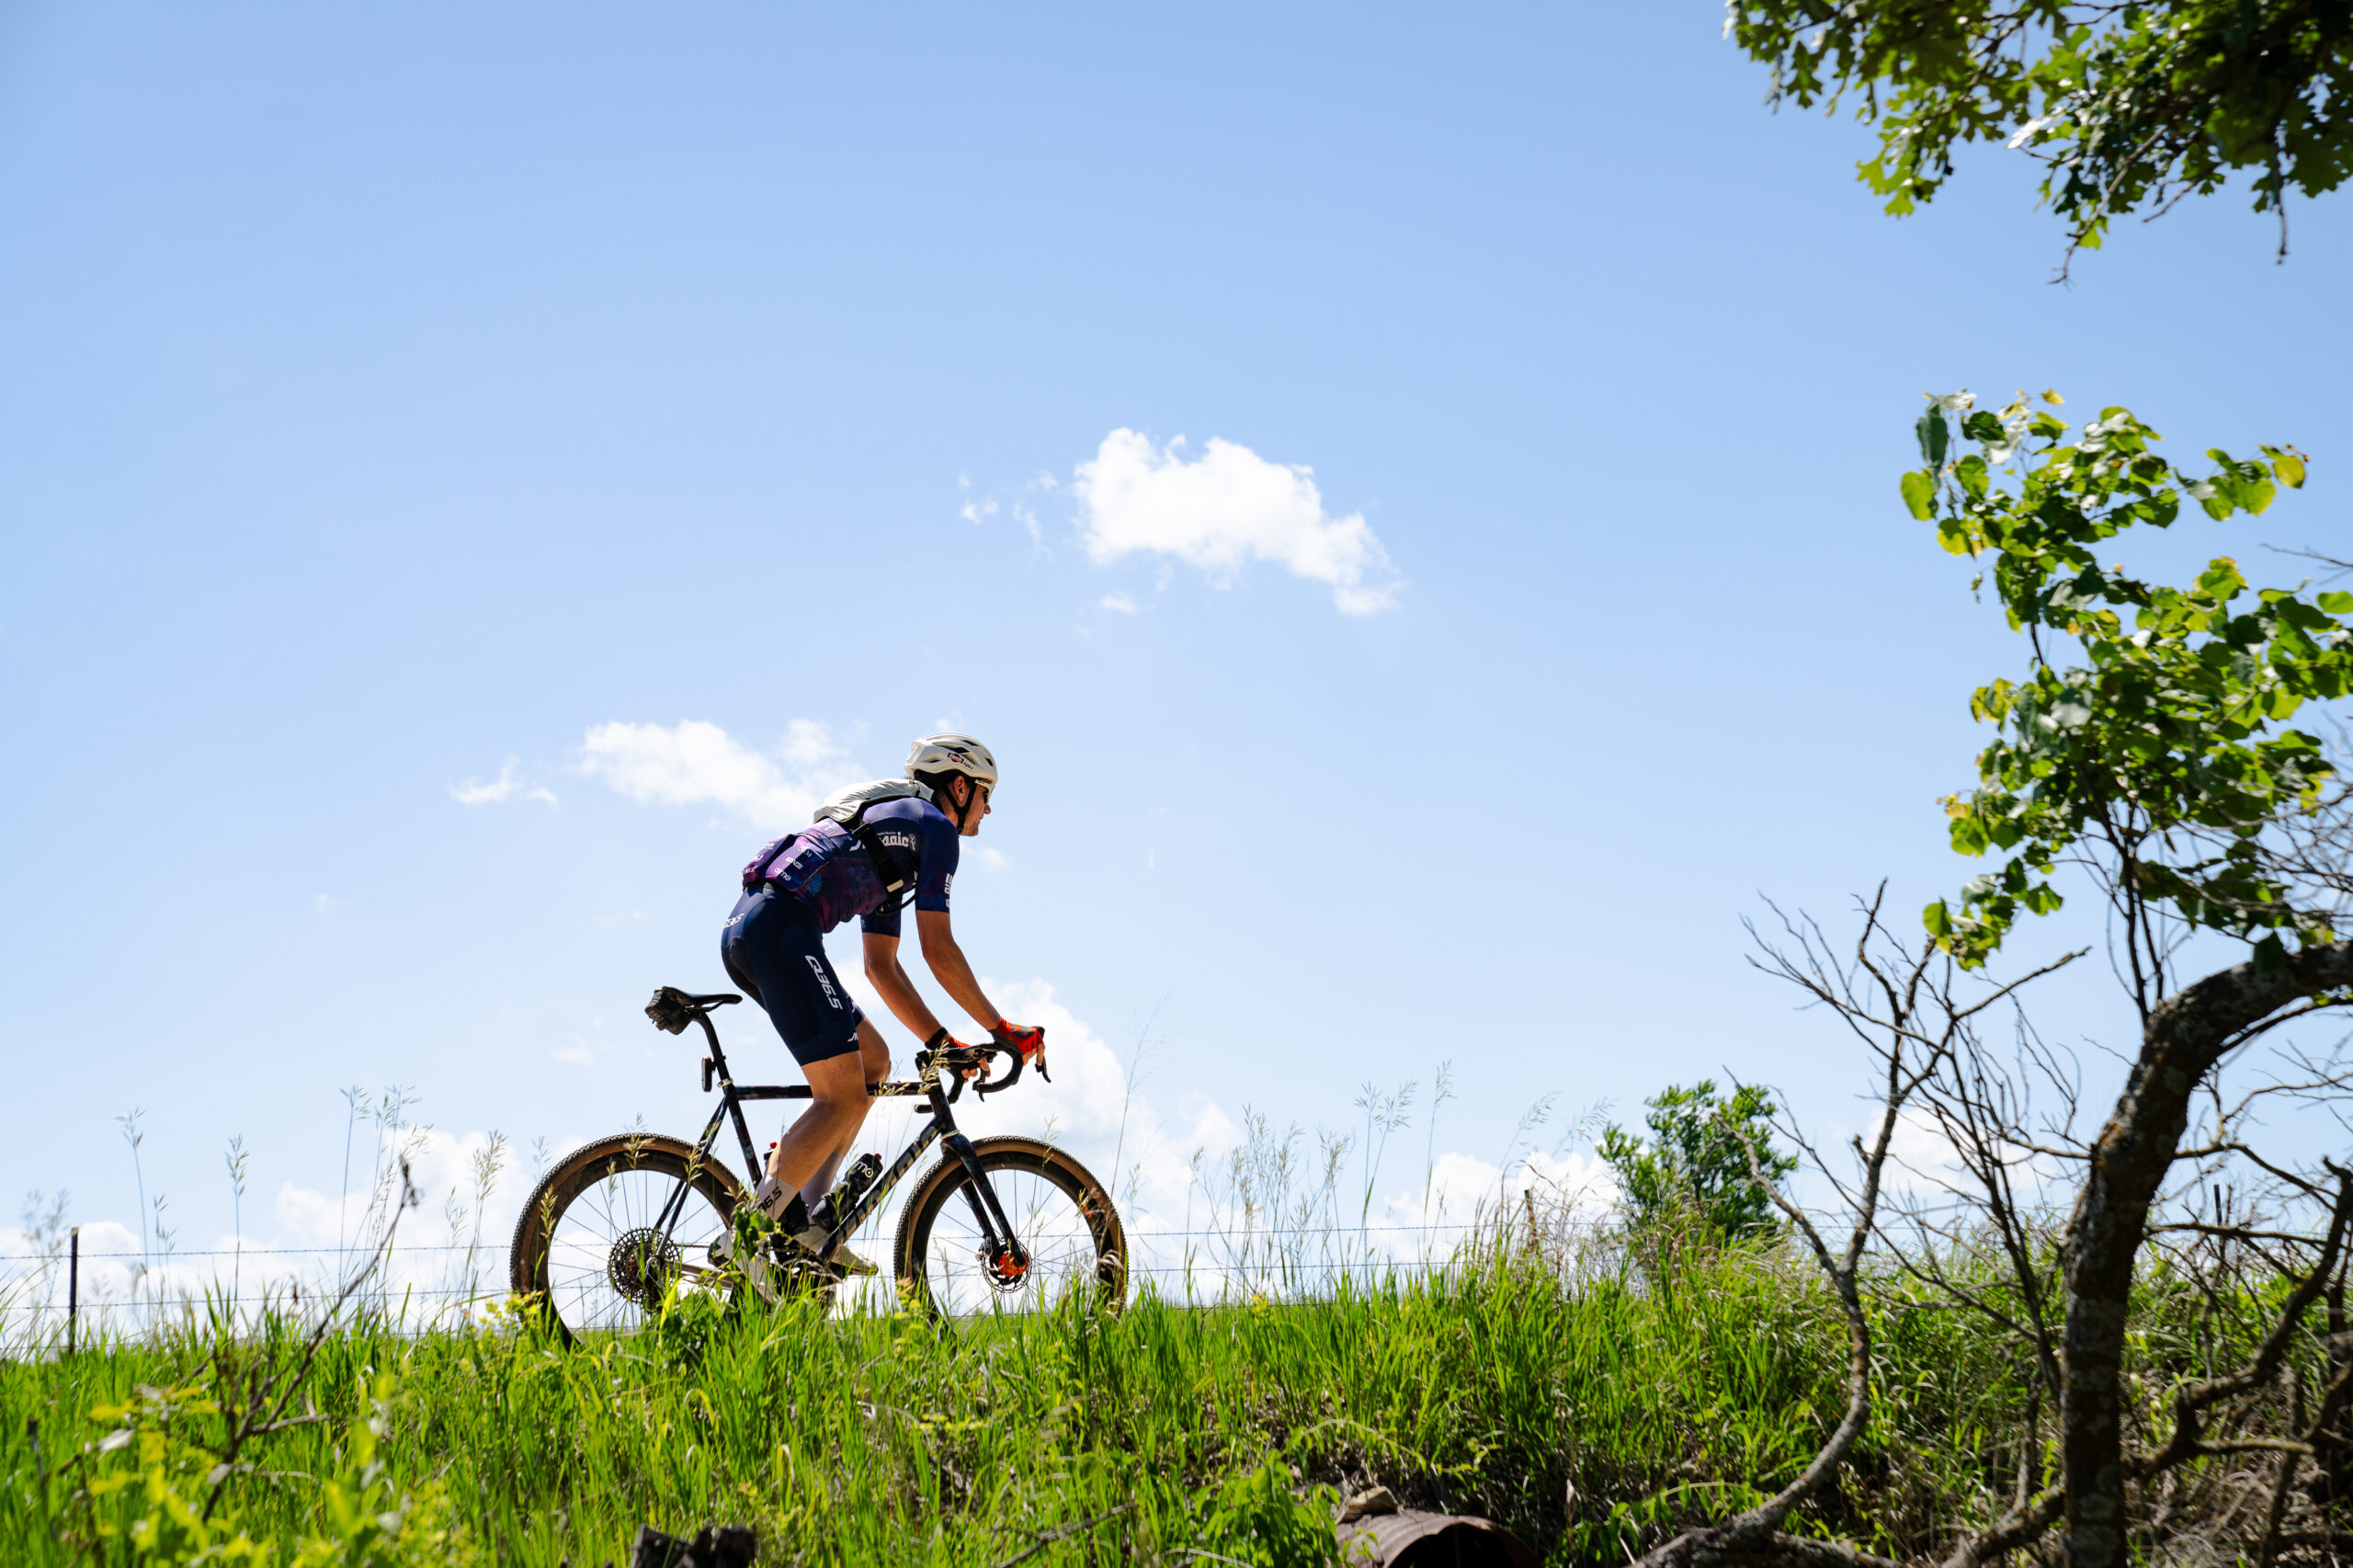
{"left": 1099, "top": 592, "right": 1139, "bottom": 614}
{"left": 959, "top": 474, "right": 1052, "bottom": 545}
{"left": 450, "top": 758, "right": 559, "bottom": 808}
{"left": 972, "top": 846, "right": 1012, "bottom": 872}
{"left": 1385, "top": 1148, "right": 1618, "bottom": 1239}
{"left": 577, "top": 719, "right": 864, "bottom": 829}
{"left": 949, "top": 978, "right": 1239, "bottom": 1228}
{"left": 1843, "top": 1103, "right": 2068, "bottom": 1214}
{"left": 1073, "top": 429, "right": 1402, "bottom": 615}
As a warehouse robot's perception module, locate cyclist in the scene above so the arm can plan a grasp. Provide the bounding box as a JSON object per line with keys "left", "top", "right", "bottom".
{"left": 716, "top": 733, "right": 1044, "bottom": 1281}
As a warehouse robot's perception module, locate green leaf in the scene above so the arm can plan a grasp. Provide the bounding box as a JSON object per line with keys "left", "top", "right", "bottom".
{"left": 2252, "top": 933, "right": 2288, "bottom": 972}
{"left": 1961, "top": 410, "right": 2005, "bottom": 443}
{"left": 1916, "top": 411, "right": 1949, "bottom": 469}
{"left": 1892, "top": 394, "right": 2325, "bottom": 969}
{"left": 2196, "top": 559, "right": 2246, "bottom": 600}
{"left": 1900, "top": 470, "right": 1936, "bottom": 520}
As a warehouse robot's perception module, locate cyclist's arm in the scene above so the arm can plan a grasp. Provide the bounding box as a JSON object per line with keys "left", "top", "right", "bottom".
{"left": 861, "top": 933, "right": 947, "bottom": 1042}
{"left": 915, "top": 909, "right": 1004, "bottom": 1035}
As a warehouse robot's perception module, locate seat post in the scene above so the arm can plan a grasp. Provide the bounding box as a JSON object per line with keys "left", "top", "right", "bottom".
{"left": 693, "top": 1010, "right": 734, "bottom": 1084}
{"left": 690, "top": 1008, "right": 770, "bottom": 1182}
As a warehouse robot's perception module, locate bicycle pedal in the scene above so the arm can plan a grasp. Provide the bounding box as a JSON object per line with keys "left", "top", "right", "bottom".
{"left": 770, "top": 1235, "right": 844, "bottom": 1280}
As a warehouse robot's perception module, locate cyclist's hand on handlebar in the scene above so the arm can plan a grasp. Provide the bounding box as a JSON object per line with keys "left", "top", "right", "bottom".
{"left": 926, "top": 1026, "right": 982, "bottom": 1079}
{"left": 991, "top": 1019, "right": 1047, "bottom": 1079}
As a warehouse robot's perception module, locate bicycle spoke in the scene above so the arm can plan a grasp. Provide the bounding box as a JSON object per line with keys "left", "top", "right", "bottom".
{"left": 533, "top": 1156, "right": 733, "bottom": 1339}
{"left": 919, "top": 1167, "right": 1107, "bottom": 1318}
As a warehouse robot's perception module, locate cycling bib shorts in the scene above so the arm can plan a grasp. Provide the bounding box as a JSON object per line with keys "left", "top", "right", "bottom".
{"left": 719, "top": 883, "right": 864, "bottom": 1065}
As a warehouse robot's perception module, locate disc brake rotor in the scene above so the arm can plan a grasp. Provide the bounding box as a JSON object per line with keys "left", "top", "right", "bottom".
{"left": 978, "top": 1243, "right": 1030, "bottom": 1290}
{"left": 608, "top": 1227, "right": 681, "bottom": 1308}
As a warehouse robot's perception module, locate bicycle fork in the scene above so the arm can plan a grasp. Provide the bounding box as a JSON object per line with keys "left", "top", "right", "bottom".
{"left": 946, "top": 1134, "right": 1030, "bottom": 1279}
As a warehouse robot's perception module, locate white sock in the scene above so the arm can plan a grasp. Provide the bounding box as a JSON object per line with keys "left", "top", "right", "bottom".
{"left": 751, "top": 1175, "right": 792, "bottom": 1220}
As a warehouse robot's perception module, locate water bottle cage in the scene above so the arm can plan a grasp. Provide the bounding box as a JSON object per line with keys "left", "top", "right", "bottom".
{"left": 828, "top": 1153, "right": 883, "bottom": 1217}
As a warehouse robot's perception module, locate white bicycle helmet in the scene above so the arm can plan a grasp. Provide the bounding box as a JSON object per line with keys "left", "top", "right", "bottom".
{"left": 905, "top": 733, "right": 998, "bottom": 791}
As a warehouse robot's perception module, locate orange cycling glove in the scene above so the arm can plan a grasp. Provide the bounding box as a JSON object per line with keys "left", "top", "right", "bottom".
{"left": 990, "top": 1019, "right": 1047, "bottom": 1078}
{"left": 926, "top": 1026, "right": 983, "bottom": 1082}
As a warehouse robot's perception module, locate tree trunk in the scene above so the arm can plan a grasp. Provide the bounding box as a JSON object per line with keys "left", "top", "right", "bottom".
{"left": 2060, "top": 940, "right": 2353, "bottom": 1568}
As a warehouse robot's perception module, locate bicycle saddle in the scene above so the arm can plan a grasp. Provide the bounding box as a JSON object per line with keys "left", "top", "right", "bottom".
{"left": 645, "top": 985, "right": 743, "bottom": 1034}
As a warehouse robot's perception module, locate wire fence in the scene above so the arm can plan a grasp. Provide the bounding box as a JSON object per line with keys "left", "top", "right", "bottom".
{"left": 0, "top": 1232, "right": 520, "bottom": 1352}
{"left": 7, "top": 1084, "right": 1620, "bottom": 1352}
{"left": 0, "top": 1212, "right": 1612, "bottom": 1353}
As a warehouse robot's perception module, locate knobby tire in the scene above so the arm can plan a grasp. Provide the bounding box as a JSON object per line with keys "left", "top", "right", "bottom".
{"left": 509, "top": 1132, "right": 746, "bottom": 1347}
{"left": 892, "top": 1135, "right": 1126, "bottom": 1321}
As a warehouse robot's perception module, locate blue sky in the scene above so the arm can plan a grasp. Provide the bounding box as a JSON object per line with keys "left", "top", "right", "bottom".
{"left": 5, "top": 2, "right": 2347, "bottom": 1292}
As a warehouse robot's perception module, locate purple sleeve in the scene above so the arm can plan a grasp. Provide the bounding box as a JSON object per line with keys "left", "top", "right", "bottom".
{"left": 915, "top": 810, "right": 960, "bottom": 913}
{"left": 857, "top": 804, "right": 961, "bottom": 936}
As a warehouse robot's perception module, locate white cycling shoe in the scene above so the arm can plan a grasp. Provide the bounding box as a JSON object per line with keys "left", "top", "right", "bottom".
{"left": 711, "top": 1226, "right": 790, "bottom": 1303}
{"left": 712, "top": 1223, "right": 876, "bottom": 1302}
{"left": 794, "top": 1224, "right": 880, "bottom": 1278}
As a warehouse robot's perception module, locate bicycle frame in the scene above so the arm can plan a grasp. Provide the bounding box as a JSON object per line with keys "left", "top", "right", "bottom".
{"left": 653, "top": 1005, "right": 1030, "bottom": 1276}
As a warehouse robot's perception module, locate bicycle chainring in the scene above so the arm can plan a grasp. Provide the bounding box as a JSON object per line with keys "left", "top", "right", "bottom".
{"left": 607, "top": 1227, "right": 682, "bottom": 1308}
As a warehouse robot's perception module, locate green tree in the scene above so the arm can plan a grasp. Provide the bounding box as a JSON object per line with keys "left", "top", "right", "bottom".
{"left": 1597, "top": 1080, "right": 1798, "bottom": 1239}
{"left": 1634, "top": 398, "right": 2352, "bottom": 1568}
{"left": 1901, "top": 389, "right": 2353, "bottom": 1568}
{"left": 1908, "top": 390, "right": 2347, "bottom": 986}
{"left": 1724, "top": 1, "right": 2353, "bottom": 265}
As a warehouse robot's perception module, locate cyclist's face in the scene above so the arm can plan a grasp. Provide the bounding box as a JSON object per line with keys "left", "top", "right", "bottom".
{"left": 956, "top": 778, "right": 993, "bottom": 837}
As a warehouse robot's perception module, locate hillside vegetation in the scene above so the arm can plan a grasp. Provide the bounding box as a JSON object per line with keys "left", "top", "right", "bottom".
{"left": 7, "top": 1228, "right": 2297, "bottom": 1568}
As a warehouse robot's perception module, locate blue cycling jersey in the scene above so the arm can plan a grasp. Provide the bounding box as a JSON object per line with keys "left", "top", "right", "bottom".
{"left": 743, "top": 795, "right": 960, "bottom": 937}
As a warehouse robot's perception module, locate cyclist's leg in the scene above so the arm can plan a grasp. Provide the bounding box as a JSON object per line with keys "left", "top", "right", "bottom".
{"left": 771, "top": 1050, "right": 870, "bottom": 1197}
{"left": 721, "top": 891, "right": 876, "bottom": 1201}
{"left": 771, "top": 1044, "right": 888, "bottom": 1275}
{"left": 794, "top": 1018, "right": 892, "bottom": 1205}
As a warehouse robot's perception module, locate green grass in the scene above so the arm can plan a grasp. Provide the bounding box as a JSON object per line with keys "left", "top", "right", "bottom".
{"left": 3, "top": 1234, "right": 2061, "bottom": 1568}
{"left": 14, "top": 1226, "right": 2338, "bottom": 1566}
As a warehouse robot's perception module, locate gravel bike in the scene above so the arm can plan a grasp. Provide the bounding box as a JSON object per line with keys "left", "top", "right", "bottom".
{"left": 509, "top": 986, "right": 1127, "bottom": 1345}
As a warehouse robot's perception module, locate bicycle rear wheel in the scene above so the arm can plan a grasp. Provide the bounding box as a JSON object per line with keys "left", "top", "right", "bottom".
{"left": 508, "top": 1133, "right": 746, "bottom": 1346}
{"left": 892, "top": 1136, "right": 1126, "bottom": 1320}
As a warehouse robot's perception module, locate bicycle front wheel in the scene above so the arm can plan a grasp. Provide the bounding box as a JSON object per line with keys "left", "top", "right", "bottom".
{"left": 892, "top": 1136, "right": 1126, "bottom": 1320}
{"left": 509, "top": 1133, "right": 745, "bottom": 1346}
